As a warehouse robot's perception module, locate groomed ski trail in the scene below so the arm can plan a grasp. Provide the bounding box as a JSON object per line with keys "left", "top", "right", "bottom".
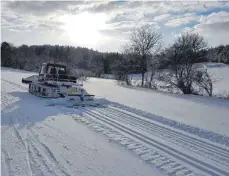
{"left": 71, "top": 107, "right": 229, "bottom": 176}
{"left": 1, "top": 78, "right": 159, "bottom": 176}
{"left": 1, "top": 77, "right": 229, "bottom": 176}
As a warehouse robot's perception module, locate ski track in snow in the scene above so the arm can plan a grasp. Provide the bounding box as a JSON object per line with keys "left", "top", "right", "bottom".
{"left": 1, "top": 81, "right": 72, "bottom": 176}
{"left": 1, "top": 77, "right": 229, "bottom": 176}
{"left": 1, "top": 78, "right": 160, "bottom": 176}
{"left": 109, "top": 102, "right": 229, "bottom": 147}
{"left": 90, "top": 107, "right": 229, "bottom": 164}
{"left": 70, "top": 107, "right": 229, "bottom": 176}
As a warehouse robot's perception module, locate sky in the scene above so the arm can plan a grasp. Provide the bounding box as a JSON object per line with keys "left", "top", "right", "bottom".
{"left": 1, "top": 1, "right": 229, "bottom": 52}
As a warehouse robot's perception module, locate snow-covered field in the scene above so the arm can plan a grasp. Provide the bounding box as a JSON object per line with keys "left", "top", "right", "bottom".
{"left": 1, "top": 67, "right": 229, "bottom": 176}
{"left": 129, "top": 63, "right": 229, "bottom": 98}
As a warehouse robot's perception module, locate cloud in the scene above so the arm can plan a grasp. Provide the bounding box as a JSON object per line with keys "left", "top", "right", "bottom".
{"left": 112, "top": 21, "right": 135, "bottom": 28}
{"left": 182, "top": 11, "right": 229, "bottom": 46}
{"left": 1, "top": 2, "right": 65, "bottom": 32}
{"left": 86, "top": 1, "right": 128, "bottom": 13}
{"left": 3, "top": 1, "right": 84, "bottom": 16}
{"left": 85, "top": 1, "right": 218, "bottom": 14}
{"left": 157, "top": 1, "right": 228, "bottom": 14}
{"left": 194, "top": 22, "right": 229, "bottom": 46}
{"left": 85, "top": 1, "right": 163, "bottom": 16}
{"left": 1, "top": 18, "right": 11, "bottom": 28}
{"left": 9, "top": 29, "right": 21, "bottom": 33}
{"left": 100, "top": 26, "right": 134, "bottom": 38}
{"left": 1, "top": 1, "right": 229, "bottom": 52}
{"left": 165, "top": 13, "right": 199, "bottom": 27}
{"left": 199, "top": 11, "right": 229, "bottom": 24}
{"left": 2, "top": 13, "right": 64, "bottom": 32}
{"left": 153, "top": 14, "right": 171, "bottom": 22}
{"left": 107, "top": 12, "right": 139, "bottom": 24}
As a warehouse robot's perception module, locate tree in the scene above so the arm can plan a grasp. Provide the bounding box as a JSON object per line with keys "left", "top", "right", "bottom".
{"left": 147, "top": 43, "right": 163, "bottom": 88}
{"left": 17, "top": 44, "right": 29, "bottom": 69}
{"left": 129, "top": 26, "right": 161, "bottom": 86}
{"left": 161, "top": 33, "right": 208, "bottom": 94}
{"left": 206, "top": 44, "right": 229, "bottom": 64}
{"left": 91, "top": 53, "right": 104, "bottom": 77}
{"left": 1, "top": 42, "right": 13, "bottom": 67}
{"left": 194, "top": 70, "right": 214, "bottom": 96}
{"left": 112, "top": 44, "right": 140, "bottom": 85}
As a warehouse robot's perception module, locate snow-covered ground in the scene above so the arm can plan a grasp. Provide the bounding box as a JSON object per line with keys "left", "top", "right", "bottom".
{"left": 204, "top": 63, "right": 229, "bottom": 97}
{"left": 1, "top": 67, "right": 229, "bottom": 176}
{"left": 84, "top": 77, "right": 229, "bottom": 137}
{"left": 129, "top": 62, "right": 229, "bottom": 98}
{"left": 1, "top": 68, "right": 162, "bottom": 176}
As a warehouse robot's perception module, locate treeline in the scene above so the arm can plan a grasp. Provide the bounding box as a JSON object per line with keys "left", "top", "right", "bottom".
{"left": 1, "top": 41, "right": 228, "bottom": 77}
{"left": 207, "top": 45, "right": 229, "bottom": 64}
{"left": 1, "top": 41, "right": 228, "bottom": 75}
{"left": 0, "top": 41, "right": 124, "bottom": 76}
{"left": 107, "top": 26, "right": 229, "bottom": 97}
{"left": 1, "top": 27, "right": 229, "bottom": 97}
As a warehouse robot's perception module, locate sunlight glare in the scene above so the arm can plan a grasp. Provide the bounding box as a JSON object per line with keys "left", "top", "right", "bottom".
{"left": 59, "top": 12, "right": 107, "bottom": 47}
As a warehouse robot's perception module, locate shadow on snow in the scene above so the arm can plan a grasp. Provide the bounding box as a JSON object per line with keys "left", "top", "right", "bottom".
{"left": 1, "top": 90, "right": 229, "bottom": 147}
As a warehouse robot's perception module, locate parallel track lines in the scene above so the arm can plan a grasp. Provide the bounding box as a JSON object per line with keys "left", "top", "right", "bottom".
{"left": 81, "top": 108, "right": 229, "bottom": 176}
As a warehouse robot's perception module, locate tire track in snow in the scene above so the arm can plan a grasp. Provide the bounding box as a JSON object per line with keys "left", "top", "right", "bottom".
{"left": 3, "top": 77, "right": 228, "bottom": 146}
{"left": 1, "top": 79, "right": 96, "bottom": 176}
{"left": 71, "top": 111, "right": 199, "bottom": 176}
{"left": 75, "top": 107, "right": 229, "bottom": 176}
{"left": 1, "top": 89, "right": 33, "bottom": 176}
{"left": 26, "top": 129, "right": 71, "bottom": 176}
{"left": 2, "top": 78, "right": 229, "bottom": 176}
{"left": 111, "top": 102, "right": 229, "bottom": 146}
{"left": 1, "top": 78, "right": 28, "bottom": 91}
{"left": 95, "top": 107, "right": 229, "bottom": 165}
{"left": 1, "top": 92, "right": 42, "bottom": 176}
{"left": 108, "top": 106, "right": 229, "bottom": 154}
{"left": 1, "top": 126, "right": 32, "bottom": 176}
{"left": 1, "top": 82, "right": 71, "bottom": 176}
{"left": 1, "top": 149, "right": 11, "bottom": 176}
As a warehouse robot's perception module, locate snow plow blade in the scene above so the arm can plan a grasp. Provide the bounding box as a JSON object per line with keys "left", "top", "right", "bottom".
{"left": 22, "top": 75, "right": 38, "bottom": 84}
{"left": 22, "top": 79, "right": 32, "bottom": 84}
{"left": 68, "top": 94, "right": 95, "bottom": 102}
{"left": 46, "top": 97, "right": 107, "bottom": 108}
{"left": 68, "top": 94, "right": 95, "bottom": 99}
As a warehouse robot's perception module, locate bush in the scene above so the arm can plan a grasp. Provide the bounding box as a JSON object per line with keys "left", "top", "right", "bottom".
{"left": 194, "top": 70, "right": 213, "bottom": 96}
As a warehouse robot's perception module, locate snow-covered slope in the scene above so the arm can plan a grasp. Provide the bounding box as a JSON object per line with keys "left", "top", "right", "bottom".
{"left": 206, "top": 63, "right": 229, "bottom": 97}
{"left": 84, "top": 77, "right": 229, "bottom": 137}
{"left": 129, "top": 62, "right": 229, "bottom": 97}
{"left": 1, "top": 67, "right": 229, "bottom": 176}
{"left": 1, "top": 68, "right": 162, "bottom": 176}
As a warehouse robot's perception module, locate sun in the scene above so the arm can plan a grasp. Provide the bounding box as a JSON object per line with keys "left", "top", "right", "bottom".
{"left": 59, "top": 12, "right": 107, "bottom": 47}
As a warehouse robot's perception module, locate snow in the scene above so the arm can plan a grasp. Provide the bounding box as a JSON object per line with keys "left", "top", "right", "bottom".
{"left": 194, "top": 63, "right": 229, "bottom": 97}
{"left": 129, "top": 62, "right": 229, "bottom": 97}
{"left": 1, "top": 67, "right": 163, "bottom": 176}
{"left": 84, "top": 77, "right": 229, "bottom": 137}
{"left": 207, "top": 64, "right": 229, "bottom": 97}
{"left": 1, "top": 66, "right": 229, "bottom": 176}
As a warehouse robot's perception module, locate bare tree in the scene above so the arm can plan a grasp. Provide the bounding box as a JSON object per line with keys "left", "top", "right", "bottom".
{"left": 147, "top": 43, "right": 163, "bottom": 88}
{"left": 113, "top": 44, "right": 139, "bottom": 85}
{"left": 161, "top": 33, "right": 207, "bottom": 94}
{"left": 130, "top": 26, "right": 161, "bottom": 86}
{"left": 194, "top": 70, "right": 214, "bottom": 96}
